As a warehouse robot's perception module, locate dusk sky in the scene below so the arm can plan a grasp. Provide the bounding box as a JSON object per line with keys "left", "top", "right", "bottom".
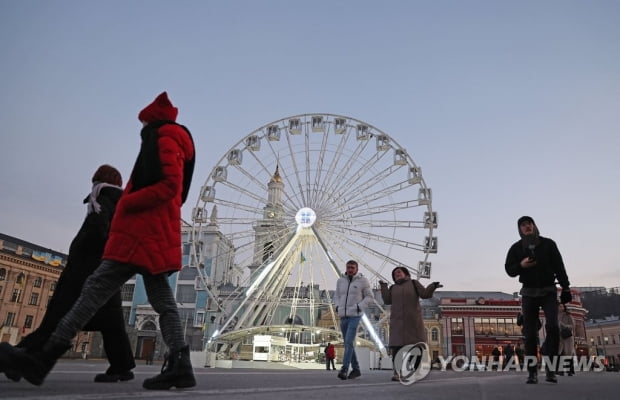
{"left": 1, "top": 0, "right": 618, "bottom": 294}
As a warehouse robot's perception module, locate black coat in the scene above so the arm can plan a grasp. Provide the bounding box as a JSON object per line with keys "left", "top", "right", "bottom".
{"left": 505, "top": 236, "right": 570, "bottom": 290}
{"left": 19, "top": 186, "right": 124, "bottom": 346}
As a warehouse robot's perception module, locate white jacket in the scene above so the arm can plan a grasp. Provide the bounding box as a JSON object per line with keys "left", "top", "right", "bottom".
{"left": 333, "top": 273, "right": 373, "bottom": 318}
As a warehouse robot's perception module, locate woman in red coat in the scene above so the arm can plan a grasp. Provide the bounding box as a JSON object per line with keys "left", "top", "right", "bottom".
{"left": 0, "top": 92, "right": 196, "bottom": 390}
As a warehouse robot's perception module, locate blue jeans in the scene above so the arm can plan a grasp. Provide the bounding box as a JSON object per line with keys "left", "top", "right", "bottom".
{"left": 340, "top": 316, "right": 361, "bottom": 372}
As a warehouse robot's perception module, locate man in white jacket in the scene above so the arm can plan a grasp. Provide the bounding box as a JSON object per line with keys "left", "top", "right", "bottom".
{"left": 333, "top": 260, "right": 373, "bottom": 380}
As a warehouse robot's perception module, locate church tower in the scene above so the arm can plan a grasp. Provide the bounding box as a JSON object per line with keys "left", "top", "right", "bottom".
{"left": 248, "top": 165, "right": 288, "bottom": 275}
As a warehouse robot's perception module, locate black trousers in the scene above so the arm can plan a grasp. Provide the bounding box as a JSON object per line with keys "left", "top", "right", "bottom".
{"left": 522, "top": 293, "right": 559, "bottom": 373}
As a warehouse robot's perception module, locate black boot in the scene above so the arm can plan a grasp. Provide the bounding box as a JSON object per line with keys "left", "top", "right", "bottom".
{"left": 142, "top": 345, "right": 196, "bottom": 390}
{"left": 526, "top": 369, "right": 538, "bottom": 384}
{"left": 0, "top": 342, "right": 22, "bottom": 381}
{"left": 9, "top": 339, "right": 70, "bottom": 386}
{"left": 94, "top": 366, "right": 135, "bottom": 382}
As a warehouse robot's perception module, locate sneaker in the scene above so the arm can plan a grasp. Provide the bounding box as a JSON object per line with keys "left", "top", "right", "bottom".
{"left": 94, "top": 370, "right": 134, "bottom": 382}
{"left": 391, "top": 373, "right": 400, "bottom": 382}
{"left": 347, "top": 369, "right": 361, "bottom": 379}
{"left": 337, "top": 370, "right": 348, "bottom": 380}
{"left": 526, "top": 372, "right": 538, "bottom": 384}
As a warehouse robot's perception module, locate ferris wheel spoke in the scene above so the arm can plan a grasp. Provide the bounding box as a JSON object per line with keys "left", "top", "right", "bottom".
{"left": 329, "top": 152, "right": 394, "bottom": 203}
{"left": 308, "top": 125, "right": 334, "bottom": 206}
{"left": 317, "top": 136, "right": 374, "bottom": 207}
{"left": 343, "top": 199, "right": 428, "bottom": 220}
{"left": 327, "top": 218, "right": 427, "bottom": 229}
{"left": 318, "top": 175, "right": 409, "bottom": 219}
{"left": 214, "top": 180, "right": 266, "bottom": 208}
{"left": 325, "top": 229, "right": 411, "bottom": 273}
{"left": 283, "top": 124, "right": 309, "bottom": 207}
{"left": 338, "top": 224, "right": 426, "bottom": 252}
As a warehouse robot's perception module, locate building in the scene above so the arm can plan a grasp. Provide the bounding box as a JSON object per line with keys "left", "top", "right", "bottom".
{"left": 436, "top": 290, "right": 588, "bottom": 361}
{"left": 0, "top": 234, "right": 68, "bottom": 346}
{"left": 586, "top": 317, "right": 620, "bottom": 369}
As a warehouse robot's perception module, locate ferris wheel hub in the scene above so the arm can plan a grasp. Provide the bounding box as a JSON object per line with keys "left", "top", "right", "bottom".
{"left": 295, "top": 207, "right": 317, "bottom": 228}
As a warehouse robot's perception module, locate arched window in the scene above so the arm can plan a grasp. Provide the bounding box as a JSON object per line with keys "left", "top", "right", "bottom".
{"left": 141, "top": 321, "right": 157, "bottom": 331}
{"left": 431, "top": 327, "right": 439, "bottom": 342}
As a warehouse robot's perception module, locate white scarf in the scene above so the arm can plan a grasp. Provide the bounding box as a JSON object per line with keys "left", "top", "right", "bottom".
{"left": 87, "top": 182, "right": 122, "bottom": 214}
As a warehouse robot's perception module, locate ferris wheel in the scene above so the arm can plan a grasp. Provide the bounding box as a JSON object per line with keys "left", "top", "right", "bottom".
{"left": 189, "top": 114, "right": 437, "bottom": 340}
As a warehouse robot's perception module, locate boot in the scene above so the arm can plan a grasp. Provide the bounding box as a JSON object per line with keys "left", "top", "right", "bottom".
{"left": 545, "top": 370, "right": 557, "bottom": 383}
{"left": 94, "top": 366, "right": 135, "bottom": 382}
{"left": 526, "top": 370, "right": 538, "bottom": 384}
{"left": 0, "top": 342, "right": 22, "bottom": 381}
{"left": 9, "top": 339, "right": 70, "bottom": 386}
{"left": 142, "top": 345, "right": 196, "bottom": 390}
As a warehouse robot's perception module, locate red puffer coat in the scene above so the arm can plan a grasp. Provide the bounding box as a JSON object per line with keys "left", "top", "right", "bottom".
{"left": 103, "top": 93, "right": 194, "bottom": 275}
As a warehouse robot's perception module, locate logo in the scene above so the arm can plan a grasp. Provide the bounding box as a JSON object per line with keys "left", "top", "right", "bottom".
{"left": 394, "top": 342, "right": 431, "bottom": 385}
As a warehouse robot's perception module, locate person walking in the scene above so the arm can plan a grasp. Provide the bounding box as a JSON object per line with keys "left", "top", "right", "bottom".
{"left": 0, "top": 92, "right": 196, "bottom": 390}
{"left": 379, "top": 266, "right": 440, "bottom": 381}
{"left": 503, "top": 344, "right": 515, "bottom": 369}
{"left": 505, "top": 216, "right": 572, "bottom": 384}
{"left": 557, "top": 303, "right": 576, "bottom": 376}
{"left": 333, "top": 260, "right": 373, "bottom": 380}
{"left": 1, "top": 165, "right": 135, "bottom": 383}
{"left": 324, "top": 342, "right": 336, "bottom": 370}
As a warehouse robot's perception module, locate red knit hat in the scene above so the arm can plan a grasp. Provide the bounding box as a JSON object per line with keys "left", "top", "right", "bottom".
{"left": 138, "top": 91, "right": 178, "bottom": 123}
{"left": 92, "top": 164, "right": 123, "bottom": 187}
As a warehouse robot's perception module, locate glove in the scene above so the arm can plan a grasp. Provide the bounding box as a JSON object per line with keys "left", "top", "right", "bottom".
{"left": 560, "top": 289, "right": 572, "bottom": 304}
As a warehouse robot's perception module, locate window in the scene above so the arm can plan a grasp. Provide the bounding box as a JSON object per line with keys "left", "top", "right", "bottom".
{"left": 431, "top": 327, "right": 439, "bottom": 342}
{"left": 2, "top": 241, "right": 17, "bottom": 253}
{"left": 0, "top": 268, "right": 6, "bottom": 280}
{"left": 451, "top": 318, "right": 464, "bottom": 335}
{"left": 11, "top": 288, "right": 22, "bottom": 303}
{"left": 121, "top": 283, "right": 135, "bottom": 302}
{"left": 178, "top": 265, "right": 199, "bottom": 281}
{"left": 24, "top": 315, "right": 34, "bottom": 328}
{"left": 33, "top": 277, "right": 42, "bottom": 288}
{"left": 29, "top": 292, "right": 39, "bottom": 306}
{"left": 176, "top": 285, "right": 196, "bottom": 303}
{"left": 5, "top": 312, "right": 16, "bottom": 327}
{"left": 50, "top": 281, "right": 57, "bottom": 291}
{"left": 16, "top": 273, "right": 25, "bottom": 285}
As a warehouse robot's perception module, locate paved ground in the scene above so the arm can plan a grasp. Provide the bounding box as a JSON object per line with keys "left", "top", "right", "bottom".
{"left": 1, "top": 359, "right": 618, "bottom": 400}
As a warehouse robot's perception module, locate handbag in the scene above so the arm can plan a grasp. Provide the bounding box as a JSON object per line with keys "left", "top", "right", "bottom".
{"left": 560, "top": 326, "right": 572, "bottom": 339}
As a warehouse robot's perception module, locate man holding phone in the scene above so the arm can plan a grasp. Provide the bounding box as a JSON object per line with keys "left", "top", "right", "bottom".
{"left": 505, "top": 216, "right": 572, "bottom": 384}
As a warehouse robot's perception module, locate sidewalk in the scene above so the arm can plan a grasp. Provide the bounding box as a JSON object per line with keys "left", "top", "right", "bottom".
{"left": 1, "top": 359, "right": 617, "bottom": 400}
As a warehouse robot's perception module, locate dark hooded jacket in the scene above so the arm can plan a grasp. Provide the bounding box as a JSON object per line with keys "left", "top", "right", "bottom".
{"left": 505, "top": 216, "right": 570, "bottom": 291}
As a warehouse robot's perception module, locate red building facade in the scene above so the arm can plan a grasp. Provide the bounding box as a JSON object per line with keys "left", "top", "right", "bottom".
{"left": 438, "top": 290, "right": 587, "bottom": 360}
